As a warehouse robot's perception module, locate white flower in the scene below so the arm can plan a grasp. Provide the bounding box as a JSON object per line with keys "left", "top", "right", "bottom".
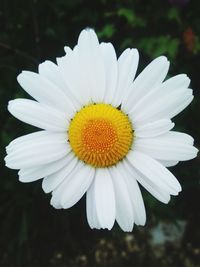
{"left": 5, "top": 29, "right": 198, "bottom": 231}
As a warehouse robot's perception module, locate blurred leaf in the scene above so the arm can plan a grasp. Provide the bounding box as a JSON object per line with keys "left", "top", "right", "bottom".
{"left": 117, "top": 8, "right": 146, "bottom": 27}
{"left": 138, "top": 35, "right": 180, "bottom": 59}
{"left": 168, "top": 7, "right": 181, "bottom": 24}
{"left": 117, "top": 8, "right": 135, "bottom": 24}
{"left": 193, "top": 36, "right": 200, "bottom": 54}
{"left": 98, "top": 24, "right": 115, "bottom": 39}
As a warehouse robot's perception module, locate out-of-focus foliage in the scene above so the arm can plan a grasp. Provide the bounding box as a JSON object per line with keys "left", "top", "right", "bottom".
{"left": 0, "top": 0, "right": 200, "bottom": 267}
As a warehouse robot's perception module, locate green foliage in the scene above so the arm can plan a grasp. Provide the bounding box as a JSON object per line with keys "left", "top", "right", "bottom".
{"left": 116, "top": 8, "right": 146, "bottom": 27}
{"left": 98, "top": 24, "right": 115, "bottom": 38}
{"left": 138, "top": 35, "right": 180, "bottom": 58}
{"left": 167, "top": 7, "right": 181, "bottom": 24}
{"left": 0, "top": 0, "right": 200, "bottom": 267}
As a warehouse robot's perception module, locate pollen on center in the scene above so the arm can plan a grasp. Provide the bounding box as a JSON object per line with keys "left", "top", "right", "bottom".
{"left": 68, "top": 103, "right": 133, "bottom": 168}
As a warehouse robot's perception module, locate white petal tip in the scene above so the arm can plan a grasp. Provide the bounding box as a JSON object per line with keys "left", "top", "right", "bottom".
{"left": 7, "top": 100, "right": 15, "bottom": 108}
{"left": 16, "top": 72, "right": 22, "bottom": 81}
{"left": 5, "top": 146, "right": 10, "bottom": 153}
{"left": 84, "top": 27, "right": 95, "bottom": 32}
{"left": 79, "top": 28, "right": 95, "bottom": 37}
{"left": 130, "top": 48, "right": 139, "bottom": 56}
{"left": 42, "top": 187, "right": 51, "bottom": 194}
{"left": 50, "top": 198, "right": 62, "bottom": 209}
{"left": 18, "top": 177, "right": 30, "bottom": 183}
{"left": 183, "top": 146, "right": 199, "bottom": 161}
{"left": 8, "top": 100, "right": 13, "bottom": 105}
{"left": 4, "top": 162, "right": 9, "bottom": 168}
{"left": 17, "top": 71, "right": 26, "bottom": 83}
{"left": 4, "top": 155, "right": 9, "bottom": 163}
{"left": 89, "top": 226, "right": 101, "bottom": 230}
{"left": 136, "top": 217, "right": 146, "bottom": 226}
{"left": 163, "top": 198, "right": 171, "bottom": 204}
{"left": 193, "top": 147, "right": 199, "bottom": 156}
{"left": 78, "top": 28, "right": 99, "bottom": 46}
{"left": 102, "top": 226, "right": 113, "bottom": 231}
{"left": 97, "top": 222, "right": 115, "bottom": 231}
{"left": 64, "top": 46, "right": 72, "bottom": 54}
{"left": 120, "top": 225, "right": 134, "bottom": 232}
{"left": 171, "top": 182, "right": 182, "bottom": 195}
{"left": 41, "top": 181, "right": 51, "bottom": 194}
{"left": 185, "top": 75, "right": 191, "bottom": 83}
{"left": 171, "top": 122, "right": 175, "bottom": 128}
{"left": 159, "top": 55, "right": 168, "bottom": 61}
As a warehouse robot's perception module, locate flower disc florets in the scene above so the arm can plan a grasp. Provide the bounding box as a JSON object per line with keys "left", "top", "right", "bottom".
{"left": 68, "top": 103, "right": 133, "bottom": 168}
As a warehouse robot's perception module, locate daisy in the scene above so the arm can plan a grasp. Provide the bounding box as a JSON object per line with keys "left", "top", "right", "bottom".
{"left": 5, "top": 29, "right": 198, "bottom": 231}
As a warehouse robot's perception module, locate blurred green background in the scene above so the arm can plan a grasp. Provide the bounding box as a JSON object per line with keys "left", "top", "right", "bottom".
{"left": 0, "top": 0, "right": 200, "bottom": 266}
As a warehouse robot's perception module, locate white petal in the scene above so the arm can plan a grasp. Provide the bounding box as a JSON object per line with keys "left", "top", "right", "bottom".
{"left": 160, "top": 131, "right": 194, "bottom": 144}
{"left": 94, "top": 168, "right": 115, "bottom": 230}
{"left": 113, "top": 48, "right": 139, "bottom": 107}
{"left": 8, "top": 99, "right": 68, "bottom": 131}
{"left": 50, "top": 162, "right": 83, "bottom": 209}
{"left": 86, "top": 179, "right": 101, "bottom": 229}
{"left": 6, "top": 131, "right": 48, "bottom": 153}
{"left": 170, "top": 94, "right": 194, "bottom": 119}
{"left": 100, "top": 42, "right": 118, "bottom": 104}
{"left": 57, "top": 29, "right": 106, "bottom": 105}
{"left": 159, "top": 160, "right": 179, "bottom": 167}
{"left": 42, "top": 156, "right": 78, "bottom": 193}
{"left": 127, "top": 74, "right": 190, "bottom": 116}
{"left": 7, "top": 131, "right": 66, "bottom": 155}
{"left": 76, "top": 29, "right": 106, "bottom": 103}
{"left": 51, "top": 163, "right": 94, "bottom": 209}
{"left": 134, "top": 132, "right": 198, "bottom": 161}
{"left": 118, "top": 162, "right": 146, "bottom": 226}
{"left": 38, "top": 60, "right": 79, "bottom": 109}
{"left": 124, "top": 160, "right": 171, "bottom": 203}
{"left": 122, "top": 56, "right": 169, "bottom": 112}
{"left": 109, "top": 166, "right": 134, "bottom": 231}
{"left": 129, "top": 88, "right": 193, "bottom": 124}
{"left": 134, "top": 119, "right": 174, "bottom": 138}
{"left": 78, "top": 28, "right": 99, "bottom": 47}
{"left": 5, "top": 132, "right": 70, "bottom": 169}
{"left": 38, "top": 60, "right": 69, "bottom": 94}
{"left": 127, "top": 151, "right": 182, "bottom": 196}
{"left": 17, "top": 71, "right": 75, "bottom": 116}
{"left": 162, "top": 74, "right": 190, "bottom": 89}
{"left": 18, "top": 153, "right": 74, "bottom": 183}
{"left": 64, "top": 46, "right": 72, "bottom": 54}
{"left": 56, "top": 51, "right": 90, "bottom": 105}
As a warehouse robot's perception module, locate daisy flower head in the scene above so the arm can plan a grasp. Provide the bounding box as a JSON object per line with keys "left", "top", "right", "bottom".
{"left": 5, "top": 28, "right": 198, "bottom": 231}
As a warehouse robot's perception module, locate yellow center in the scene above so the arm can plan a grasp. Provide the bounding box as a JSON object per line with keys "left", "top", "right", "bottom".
{"left": 68, "top": 104, "right": 133, "bottom": 168}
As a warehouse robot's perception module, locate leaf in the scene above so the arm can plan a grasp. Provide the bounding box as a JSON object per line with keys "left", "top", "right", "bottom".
{"left": 98, "top": 24, "right": 115, "bottom": 38}
{"left": 117, "top": 8, "right": 146, "bottom": 27}
{"left": 168, "top": 7, "right": 181, "bottom": 24}
{"left": 138, "top": 35, "right": 180, "bottom": 59}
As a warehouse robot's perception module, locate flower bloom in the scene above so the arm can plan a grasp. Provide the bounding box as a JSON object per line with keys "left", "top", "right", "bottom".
{"left": 5, "top": 29, "right": 198, "bottom": 231}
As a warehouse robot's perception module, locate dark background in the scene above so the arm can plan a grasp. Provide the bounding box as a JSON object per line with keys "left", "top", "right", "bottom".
{"left": 0, "top": 0, "right": 200, "bottom": 266}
